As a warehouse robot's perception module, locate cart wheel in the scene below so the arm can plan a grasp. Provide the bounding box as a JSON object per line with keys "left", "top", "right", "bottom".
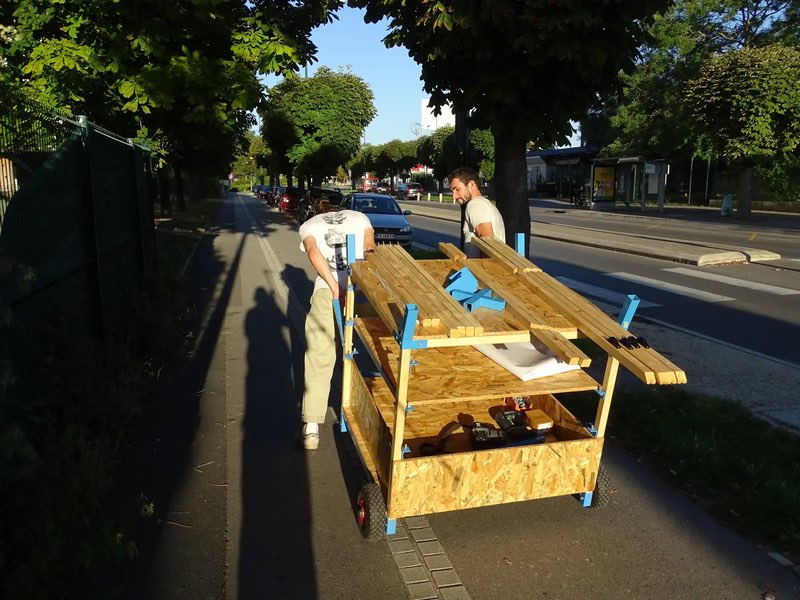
{"left": 589, "top": 465, "right": 613, "bottom": 509}
{"left": 356, "top": 482, "right": 387, "bottom": 541}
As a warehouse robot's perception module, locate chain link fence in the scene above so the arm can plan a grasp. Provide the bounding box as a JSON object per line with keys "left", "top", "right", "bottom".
{"left": 0, "top": 97, "right": 155, "bottom": 398}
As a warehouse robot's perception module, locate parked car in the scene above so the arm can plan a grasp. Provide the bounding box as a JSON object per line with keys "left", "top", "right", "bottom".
{"left": 266, "top": 185, "right": 284, "bottom": 206}
{"left": 395, "top": 181, "right": 423, "bottom": 200}
{"left": 278, "top": 186, "right": 302, "bottom": 212}
{"left": 341, "top": 193, "right": 413, "bottom": 247}
{"left": 374, "top": 181, "right": 390, "bottom": 194}
{"left": 298, "top": 187, "right": 345, "bottom": 223}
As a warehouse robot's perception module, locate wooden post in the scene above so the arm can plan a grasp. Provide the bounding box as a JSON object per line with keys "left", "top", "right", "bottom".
{"left": 594, "top": 294, "right": 640, "bottom": 438}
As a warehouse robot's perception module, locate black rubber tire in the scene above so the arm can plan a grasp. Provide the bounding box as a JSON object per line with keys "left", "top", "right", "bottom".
{"left": 356, "top": 482, "right": 387, "bottom": 541}
{"left": 589, "top": 464, "right": 613, "bottom": 509}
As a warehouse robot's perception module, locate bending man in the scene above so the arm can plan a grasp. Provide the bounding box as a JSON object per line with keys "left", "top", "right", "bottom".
{"left": 298, "top": 198, "right": 375, "bottom": 450}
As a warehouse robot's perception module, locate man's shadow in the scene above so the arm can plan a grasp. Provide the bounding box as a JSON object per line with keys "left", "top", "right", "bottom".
{"left": 238, "top": 286, "right": 316, "bottom": 598}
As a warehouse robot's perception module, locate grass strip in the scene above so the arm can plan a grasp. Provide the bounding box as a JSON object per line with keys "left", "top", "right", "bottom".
{"left": 559, "top": 387, "right": 800, "bottom": 560}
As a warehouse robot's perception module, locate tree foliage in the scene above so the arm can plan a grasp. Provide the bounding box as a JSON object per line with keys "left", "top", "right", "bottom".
{"left": 2, "top": 0, "right": 342, "bottom": 178}
{"left": 608, "top": 0, "right": 797, "bottom": 158}
{"left": 261, "top": 66, "right": 375, "bottom": 186}
{"left": 351, "top": 0, "right": 669, "bottom": 247}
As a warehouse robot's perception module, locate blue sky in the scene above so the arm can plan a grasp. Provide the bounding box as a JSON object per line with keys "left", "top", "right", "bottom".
{"left": 262, "top": 7, "right": 427, "bottom": 146}
{"left": 262, "top": 7, "right": 579, "bottom": 147}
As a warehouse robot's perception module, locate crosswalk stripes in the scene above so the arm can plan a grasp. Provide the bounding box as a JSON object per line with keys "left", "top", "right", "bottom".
{"left": 663, "top": 267, "right": 800, "bottom": 296}
{"left": 555, "top": 276, "right": 660, "bottom": 308}
{"left": 606, "top": 272, "right": 736, "bottom": 303}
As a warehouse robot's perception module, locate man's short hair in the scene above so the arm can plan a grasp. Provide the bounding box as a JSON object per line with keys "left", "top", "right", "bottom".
{"left": 449, "top": 167, "right": 480, "bottom": 187}
{"left": 313, "top": 198, "right": 338, "bottom": 215}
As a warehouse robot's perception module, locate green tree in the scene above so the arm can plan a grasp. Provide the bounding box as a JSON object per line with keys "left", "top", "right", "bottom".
{"left": 608, "top": 0, "right": 797, "bottom": 158}
{"left": 261, "top": 66, "right": 375, "bottom": 187}
{"left": 352, "top": 0, "right": 668, "bottom": 249}
{"left": 417, "top": 125, "right": 460, "bottom": 191}
{"left": 684, "top": 44, "right": 800, "bottom": 218}
{"left": 2, "top": 0, "right": 341, "bottom": 205}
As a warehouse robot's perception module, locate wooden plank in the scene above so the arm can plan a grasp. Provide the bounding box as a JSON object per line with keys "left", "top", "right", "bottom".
{"left": 438, "top": 252, "right": 592, "bottom": 367}
{"left": 471, "top": 237, "right": 542, "bottom": 273}
{"left": 380, "top": 245, "right": 479, "bottom": 336}
{"left": 417, "top": 260, "right": 578, "bottom": 337}
{"left": 346, "top": 366, "right": 393, "bottom": 487}
{"left": 519, "top": 269, "right": 686, "bottom": 384}
{"left": 350, "top": 262, "right": 405, "bottom": 335}
{"left": 365, "top": 251, "right": 439, "bottom": 328}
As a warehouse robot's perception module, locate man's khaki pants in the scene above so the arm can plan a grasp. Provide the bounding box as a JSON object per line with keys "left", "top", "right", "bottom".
{"left": 302, "top": 287, "right": 336, "bottom": 424}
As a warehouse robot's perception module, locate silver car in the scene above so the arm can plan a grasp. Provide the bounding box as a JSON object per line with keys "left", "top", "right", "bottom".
{"left": 341, "top": 193, "right": 413, "bottom": 248}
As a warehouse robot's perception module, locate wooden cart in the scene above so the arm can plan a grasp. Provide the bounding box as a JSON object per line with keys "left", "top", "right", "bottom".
{"left": 337, "top": 236, "right": 686, "bottom": 539}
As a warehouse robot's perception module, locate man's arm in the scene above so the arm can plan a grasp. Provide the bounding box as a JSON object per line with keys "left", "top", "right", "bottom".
{"left": 363, "top": 227, "right": 376, "bottom": 253}
{"left": 303, "top": 236, "right": 340, "bottom": 298}
{"left": 475, "top": 221, "right": 495, "bottom": 238}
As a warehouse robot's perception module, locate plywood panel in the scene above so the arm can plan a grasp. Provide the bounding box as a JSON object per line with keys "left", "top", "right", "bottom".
{"left": 387, "top": 436, "right": 604, "bottom": 518}
{"left": 357, "top": 318, "right": 598, "bottom": 404}
{"left": 346, "top": 368, "right": 393, "bottom": 486}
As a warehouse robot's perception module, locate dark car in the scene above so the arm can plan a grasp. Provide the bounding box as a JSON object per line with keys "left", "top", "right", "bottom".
{"left": 395, "top": 181, "right": 423, "bottom": 200}
{"left": 341, "top": 193, "right": 413, "bottom": 247}
{"left": 298, "top": 187, "right": 345, "bottom": 223}
{"left": 278, "top": 186, "right": 302, "bottom": 212}
{"left": 268, "top": 185, "right": 285, "bottom": 206}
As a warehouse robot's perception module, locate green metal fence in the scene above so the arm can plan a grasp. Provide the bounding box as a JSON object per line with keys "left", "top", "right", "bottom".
{"left": 0, "top": 98, "right": 155, "bottom": 395}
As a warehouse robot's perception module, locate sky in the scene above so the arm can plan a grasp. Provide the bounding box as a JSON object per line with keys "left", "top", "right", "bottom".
{"left": 262, "top": 7, "right": 427, "bottom": 146}
{"left": 261, "top": 6, "right": 579, "bottom": 147}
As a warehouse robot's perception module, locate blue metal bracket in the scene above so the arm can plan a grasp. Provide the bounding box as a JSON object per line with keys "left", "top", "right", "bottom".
{"left": 386, "top": 519, "right": 397, "bottom": 535}
{"left": 579, "top": 491, "right": 594, "bottom": 508}
{"left": 340, "top": 411, "right": 348, "bottom": 433}
{"left": 333, "top": 299, "right": 345, "bottom": 340}
{"left": 409, "top": 359, "right": 419, "bottom": 367}
{"left": 461, "top": 289, "right": 506, "bottom": 312}
{"left": 617, "top": 294, "right": 640, "bottom": 331}
{"left": 595, "top": 388, "right": 606, "bottom": 398}
{"left": 515, "top": 232, "right": 525, "bottom": 256}
{"left": 346, "top": 234, "right": 356, "bottom": 264}
{"left": 583, "top": 421, "right": 598, "bottom": 436}
{"left": 445, "top": 267, "right": 478, "bottom": 294}
{"left": 395, "top": 304, "right": 427, "bottom": 350}
{"left": 402, "top": 444, "right": 411, "bottom": 457}
{"left": 405, "top": 404, "right": 414, "bottom": 414}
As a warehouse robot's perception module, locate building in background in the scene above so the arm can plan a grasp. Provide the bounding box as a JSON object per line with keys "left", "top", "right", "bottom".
{"left": 418, "top": 99, "right": 455, "bottom": 135}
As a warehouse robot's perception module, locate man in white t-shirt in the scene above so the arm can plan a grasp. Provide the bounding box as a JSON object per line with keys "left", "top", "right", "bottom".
{"left": 298, "top": 198, "right": 375, "bottom": 449}
{"left": 449, "top": 167, "right": 505, "bottom": 257}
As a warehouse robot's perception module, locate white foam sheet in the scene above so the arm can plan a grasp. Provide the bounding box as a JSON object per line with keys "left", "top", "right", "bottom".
{"left": 472, "top": 340, "right": 579, "bottom": 381}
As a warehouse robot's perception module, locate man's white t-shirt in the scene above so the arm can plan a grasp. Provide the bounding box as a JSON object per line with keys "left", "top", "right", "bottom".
{"left": 463, "top": 196, "right": 505, "bottom": 257}
{"left": 299, "top": 209, "right": 373, "bottom": 292}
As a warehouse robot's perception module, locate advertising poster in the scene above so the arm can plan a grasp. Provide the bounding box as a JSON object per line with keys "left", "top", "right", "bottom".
{"left": 593, "top": 167, "right": 615, "bottom": 202}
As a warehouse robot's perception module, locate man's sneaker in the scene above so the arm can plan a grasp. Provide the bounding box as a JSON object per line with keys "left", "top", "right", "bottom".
{"left": 302, "top": 423, "right": 319, "bottom": 450}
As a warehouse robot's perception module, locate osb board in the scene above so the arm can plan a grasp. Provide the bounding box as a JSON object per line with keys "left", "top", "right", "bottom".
{"left": 345, "top": 367, "right": 393, "bottom": 486}
{"left": 366, "top": 383, "right": 593, "bottom": 458}
{"left": 387, "top": 435, "right": 604, "bottom": 518}
{"left": 417, "top": 260, "right": 578, "bottom": 336}
{"left": 356, "top": 317, "right": 598, "bottom": 404}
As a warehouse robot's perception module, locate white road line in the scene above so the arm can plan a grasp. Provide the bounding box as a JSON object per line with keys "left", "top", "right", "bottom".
{"left": 606, "top": 272, "right": 735, "bottom": 302}
{"left": 664, "top": 267, "right": 800, "bottom": 296}
{"left": 556, "top": 276, "right": 661, "bottom": 308}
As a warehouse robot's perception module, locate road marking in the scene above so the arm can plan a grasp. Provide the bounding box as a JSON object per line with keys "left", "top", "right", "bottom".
{"left": 606, "top": 272, "right": 735, "bottom": 302}
{"left": 664, "top": 267, "right": 800, "bottom": 296}
{"left": 556, "top": 277, "right": 661, "bottom": 308}
{"left": 748, "top": 232, "right": 757, "bottom": 241}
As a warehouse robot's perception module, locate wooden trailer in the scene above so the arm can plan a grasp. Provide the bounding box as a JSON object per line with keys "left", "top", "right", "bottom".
{"left": 337, "top": 236, "right": 686, "bottom": 539}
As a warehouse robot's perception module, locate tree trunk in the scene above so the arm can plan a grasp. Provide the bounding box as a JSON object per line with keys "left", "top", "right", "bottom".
{"left": 736, "top": 164, "right": 753, "bottom": 220}
{"left": 493, "top": 129, "right": 530, "bottom": 255}
{"left": 157, "top": 167, "right": 172, "bottom": 216}
{"left": 174, "top": 163, "right": 186, "bottom": 211}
